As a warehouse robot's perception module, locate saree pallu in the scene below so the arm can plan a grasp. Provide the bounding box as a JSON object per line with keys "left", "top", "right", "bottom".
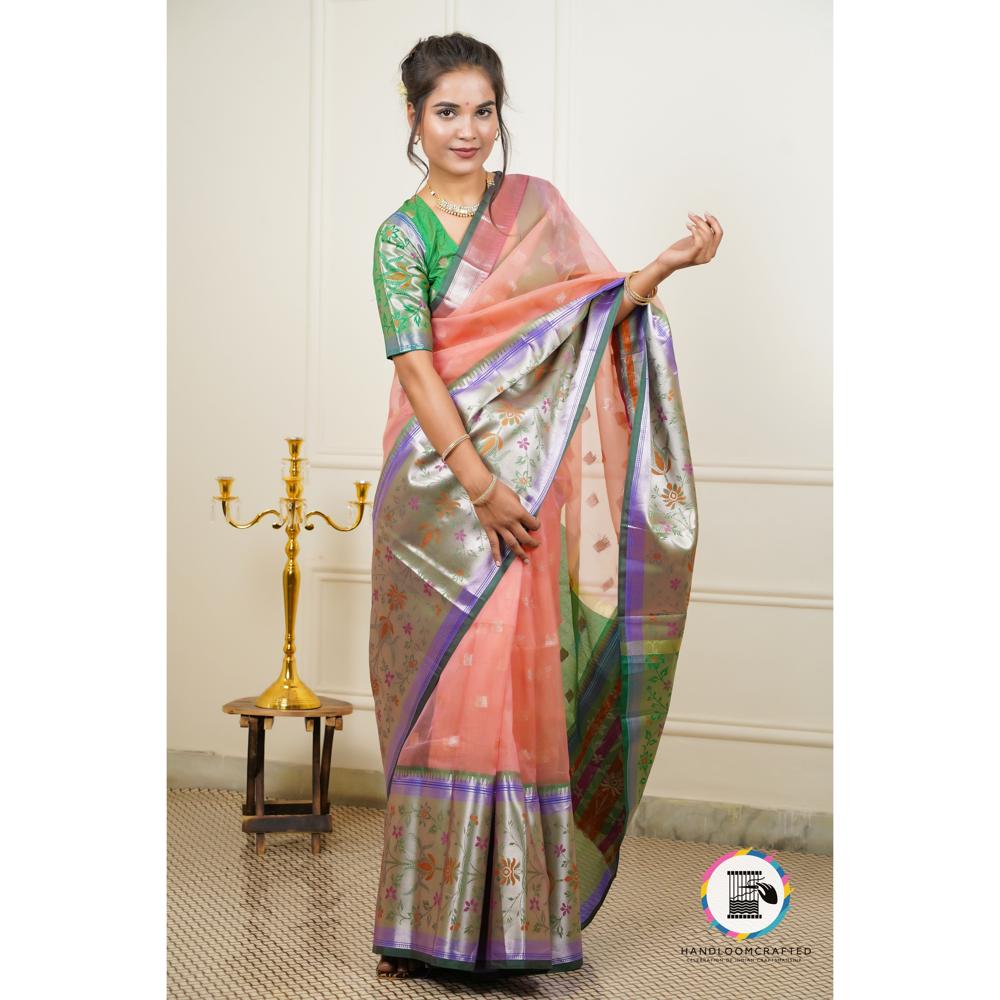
{"left": 369, "top": 172, "right": 698, "bottom": 973}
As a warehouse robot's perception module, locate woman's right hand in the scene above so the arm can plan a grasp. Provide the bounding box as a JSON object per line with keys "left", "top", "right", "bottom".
{"left": 471, "top": 477, "right": 542, "bottom": 566}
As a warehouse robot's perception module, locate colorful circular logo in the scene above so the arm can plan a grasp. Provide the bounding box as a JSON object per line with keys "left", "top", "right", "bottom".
{"left": 701, "top": 848, "right": 792, "bottom": 940}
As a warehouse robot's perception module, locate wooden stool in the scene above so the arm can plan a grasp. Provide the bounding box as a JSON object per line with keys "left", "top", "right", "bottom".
{"left": 222, "top": 696, "right": 353, "bottom": 857}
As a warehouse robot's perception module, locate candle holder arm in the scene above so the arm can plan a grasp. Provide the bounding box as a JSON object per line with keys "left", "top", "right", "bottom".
{"left": 303, "top": 481, "right": 370, "bottom": 533}
{"left": 219, "top": 502, "right": 285, "bottom": 530}
{"left": 303, "top": 505, "right": 364, "bottom": 533}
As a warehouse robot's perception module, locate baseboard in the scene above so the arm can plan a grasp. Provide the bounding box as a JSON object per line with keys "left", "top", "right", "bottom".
{"left": 168, "top": 749, "right": 832, "bottom": 857}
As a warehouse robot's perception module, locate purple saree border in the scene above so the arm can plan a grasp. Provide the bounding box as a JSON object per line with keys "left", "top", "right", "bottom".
{"left": 622, "top": 308, "right": 651, "bottom": 638}
{"left": 581, "top": 866, "right": 615, "bottom": 926}
{"left": 454, "top": 285, "right": 621, "bottom": 601}
{"left": 620, "top": 307, "right": 652, "bottom": 820}
{"left": 377, "top": 766, "right": 583, "bottom": 968}
{"left": 371, "top": 281, "right": 619, "bottom": 525}
{"left": 382, "top": 283, "right": 623, "bottom": 794}
{"left": 391, "top": 771, "right": 573, "bottom": 810}
{"left": 577, "top": 304, "right": 689, "bottom": 930}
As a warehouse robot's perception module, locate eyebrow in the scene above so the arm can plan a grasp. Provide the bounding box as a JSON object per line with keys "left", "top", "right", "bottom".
{"left": 431, "top": 100, "right": 496, "bottom": 109}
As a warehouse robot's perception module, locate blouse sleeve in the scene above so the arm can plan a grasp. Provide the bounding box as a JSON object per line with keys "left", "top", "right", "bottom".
{"left": 372, "top": 220, "right": 434, "bottom": 359}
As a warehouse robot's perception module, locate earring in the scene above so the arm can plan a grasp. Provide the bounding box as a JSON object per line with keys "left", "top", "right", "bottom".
{"left": 494, "top": 129, "right": 500, "bottom": 140}
{"left": 414, "top": 134, "right": 420, "bottom": 145}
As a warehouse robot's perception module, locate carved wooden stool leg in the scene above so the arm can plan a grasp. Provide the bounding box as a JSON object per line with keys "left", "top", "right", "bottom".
{"left": 320, "top": 717, "right": 335, "bottom": 815}
{"left": 243, "top": 716, "right": 257, "bottom": 817}
{"left": 309, "top": 717, "right": 322, "bottom": 855}
{"left": 254, "top": 717, "right": 267, "bottom": 857}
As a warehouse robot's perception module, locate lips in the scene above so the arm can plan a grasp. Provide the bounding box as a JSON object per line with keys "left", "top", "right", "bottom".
{"left": 452, "top": 148, "right": 478, "bottom": 152}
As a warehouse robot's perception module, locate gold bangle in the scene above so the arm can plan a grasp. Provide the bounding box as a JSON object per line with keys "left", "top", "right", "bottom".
{"left": 624, "top": 269, "right": 657, "bottom": 305}
{"left": 470, "top": 473, "right": 499, "bottom": 506}
{"left": 440, "top": 432, "right": 470, "bottom": 461}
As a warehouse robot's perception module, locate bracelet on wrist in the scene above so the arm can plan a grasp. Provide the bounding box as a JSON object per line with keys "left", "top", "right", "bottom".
{"left": 440, "top": 432, "right": 471, "bottom": 461}
{"left": 469, "top": 473, "right": 499, "bottom": 507}
{"left": 624, "top": 269, "right": 657, "bottom": 306}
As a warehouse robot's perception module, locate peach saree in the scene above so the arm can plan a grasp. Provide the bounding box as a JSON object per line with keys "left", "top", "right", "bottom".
{"left": 368, "top": 171, "right": 698, "bottom": 973}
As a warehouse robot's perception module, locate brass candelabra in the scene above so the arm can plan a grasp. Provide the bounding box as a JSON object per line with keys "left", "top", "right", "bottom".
{"left": 213, "top": 437, "right": 370, "bottom": 711}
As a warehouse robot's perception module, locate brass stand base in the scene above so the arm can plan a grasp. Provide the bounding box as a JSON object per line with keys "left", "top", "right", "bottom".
{"left": 255, "top": 675, "right": 320, "bottom": 711}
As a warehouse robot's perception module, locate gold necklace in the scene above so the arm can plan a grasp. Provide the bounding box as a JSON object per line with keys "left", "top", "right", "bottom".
{"left": 428, "top": 171, "right": 495, "bottom": 217}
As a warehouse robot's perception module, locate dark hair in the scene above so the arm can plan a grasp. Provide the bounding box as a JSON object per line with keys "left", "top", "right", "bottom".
{"left": 399, "top": 32, "right": 511, "bottom": 226}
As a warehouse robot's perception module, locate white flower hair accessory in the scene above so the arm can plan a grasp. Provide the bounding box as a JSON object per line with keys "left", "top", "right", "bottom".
{"left": 397, "top": 80, "right": 408, "bottom": 105}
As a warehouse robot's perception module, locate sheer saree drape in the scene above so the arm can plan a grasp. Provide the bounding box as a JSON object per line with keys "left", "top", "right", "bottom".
{"left": 368, "top": 172, "right": 698, "bottom": 973}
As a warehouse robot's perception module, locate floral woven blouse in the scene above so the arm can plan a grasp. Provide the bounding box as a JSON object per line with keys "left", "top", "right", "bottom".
{"left": 372, "top": 194, "right": 460, "bottom": 359}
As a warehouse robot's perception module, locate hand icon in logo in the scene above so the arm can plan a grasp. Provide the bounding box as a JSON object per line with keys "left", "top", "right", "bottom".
{"left": 746, "top": 879, "right": 779, "bottom": 905}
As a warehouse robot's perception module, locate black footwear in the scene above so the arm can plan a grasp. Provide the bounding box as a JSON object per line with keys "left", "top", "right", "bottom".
{"left": 375, "top": 956, "right": 397, "bottom": 978}
{"left": 375, "top": 956, "right": 428, "bottom": 979}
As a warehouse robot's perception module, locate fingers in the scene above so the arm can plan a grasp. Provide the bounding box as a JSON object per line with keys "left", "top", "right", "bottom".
{"left": 688, "top": 211, "right": 721, "bottom": 263}
{"left": 687, "top": 211, "right": 712, "bottom": 235}
{"left": 479, "top": 485, "right": 542, "bottom": 568}
{"left": 687, "top": 212, "right": 712, "bottom": 257}
{"left": 499, "top": 526, "right": 530, "bottom": 564}
{"left": 705, "top": 211, "right": 724, "bottom": 243}
{"left": 487, "top": 528, "right": 502, "bottom": 567}
{"left": 684, "top": 221, "right": 703, "bottom": 249}
{"left": 703, "top": 211, "right": 723, "bottom": 256}
{"left": 511, "top": 521, "right": 542, "bottom": 551}
{"left": 685, "top": 216, "right": 708, "bottom": 257}
{"left": 518, "top": 508, "right": 542, "bottom": 536}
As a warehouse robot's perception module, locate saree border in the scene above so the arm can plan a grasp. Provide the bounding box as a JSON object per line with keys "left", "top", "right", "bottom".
{"left": 372, "top": 942, "right": 584, "bottom": 975}
{"left": 374, "top": 762, "right": 584, "bottom": 971}
{"left": 372, "top": 281, "right": 619, "bottom": 527}
{"left": 390, "top": 766, "right": 573, "bottom": 809}
{"left": 620, "top": 307, "right": 651, "bottom": 823}
{"left": 428, "top": 169, "right": 506, "bottom": 313}
{"left": 577, "top": 305, "right": 651, "bottom": 930}
{"left": 381, "top": 281, "right": 627, "bottom": 796}
{"left": 579, "top": 853, "right": 621, "bottom": 933}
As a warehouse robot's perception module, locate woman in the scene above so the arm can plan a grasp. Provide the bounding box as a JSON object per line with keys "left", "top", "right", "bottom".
{"left": 369, "top": 33, "right": 720, "bottom": 980}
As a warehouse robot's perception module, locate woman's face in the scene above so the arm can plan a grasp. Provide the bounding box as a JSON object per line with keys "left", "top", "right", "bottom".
{"left": 408, "top": 66, "right": 497, "bottom": 179}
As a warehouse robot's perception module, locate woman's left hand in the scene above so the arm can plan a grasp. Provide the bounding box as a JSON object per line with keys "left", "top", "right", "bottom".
{"left": 656, "top": 212, "right": 724, "bottom": 275}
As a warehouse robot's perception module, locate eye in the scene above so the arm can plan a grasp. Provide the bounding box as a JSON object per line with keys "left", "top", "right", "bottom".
{"left": 436, "top": 108, "right": 493, "bottom": 118}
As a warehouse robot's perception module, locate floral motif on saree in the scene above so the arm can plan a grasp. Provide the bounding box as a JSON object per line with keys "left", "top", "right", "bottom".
{"left": 368, "top": 171, "right": 698, "bottom": 973}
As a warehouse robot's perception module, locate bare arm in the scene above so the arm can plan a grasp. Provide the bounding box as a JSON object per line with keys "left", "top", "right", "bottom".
{"left": 611, "top": 211, "right": 724, "bottom": 325}
{"left": 392, "top": 350, "right": 541, "bottom": 567}
{"left": 612, "top": 258, "right": 674, "bottom": 326}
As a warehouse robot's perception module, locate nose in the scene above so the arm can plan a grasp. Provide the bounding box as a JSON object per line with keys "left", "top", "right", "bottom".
{"left": 456, "top": 114, "right": 480, "bottom": 139}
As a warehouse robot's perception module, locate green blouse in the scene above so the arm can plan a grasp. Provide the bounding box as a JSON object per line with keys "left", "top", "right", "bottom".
{"left": 371, "top": 195, "right": 459, "bottom": 359}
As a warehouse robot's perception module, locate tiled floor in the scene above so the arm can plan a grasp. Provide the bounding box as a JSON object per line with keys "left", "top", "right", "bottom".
{"left": 168, "top": 789, "right": 832, "bottom": 999}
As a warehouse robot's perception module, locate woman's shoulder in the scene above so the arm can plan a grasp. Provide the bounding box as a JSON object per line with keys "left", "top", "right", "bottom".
{"left": 373, "top": 198, "right": 425, "bottom": 256}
